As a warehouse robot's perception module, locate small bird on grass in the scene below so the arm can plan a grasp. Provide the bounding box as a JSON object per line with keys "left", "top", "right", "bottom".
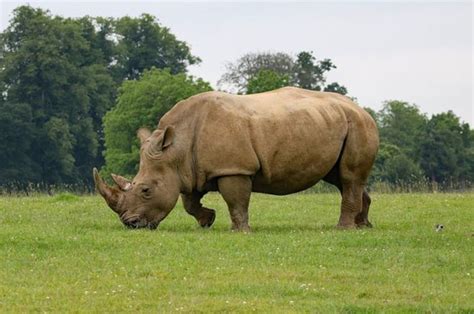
{"left": 435, "top": 224, "right": 444, "bottom": 232}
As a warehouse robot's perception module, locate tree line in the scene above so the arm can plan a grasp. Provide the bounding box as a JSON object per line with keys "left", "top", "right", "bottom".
{"left": 0, "top": 6, "right": 198, "bottom": 188}
{"left": 0, "top": 6, "right": 472, "bottom": 192}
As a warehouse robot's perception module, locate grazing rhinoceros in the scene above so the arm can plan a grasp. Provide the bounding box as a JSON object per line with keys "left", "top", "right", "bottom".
{"left": 93, "top": 87, "right": 379, "bottom": 231}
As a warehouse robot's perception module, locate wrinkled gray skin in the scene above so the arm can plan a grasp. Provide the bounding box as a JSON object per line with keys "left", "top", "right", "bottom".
{"left": 94, "top": 87, "right": 379, "bottom": 231}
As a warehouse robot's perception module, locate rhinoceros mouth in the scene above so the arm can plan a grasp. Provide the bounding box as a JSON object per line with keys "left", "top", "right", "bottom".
{"left": 147, "top": 222, "right": 159, "bottom": 230}
{"left": 121, "top": 213, "right": 160, "bottom": 230}
{"left": 123, "top": 219, "right": 159, "bottom": 230}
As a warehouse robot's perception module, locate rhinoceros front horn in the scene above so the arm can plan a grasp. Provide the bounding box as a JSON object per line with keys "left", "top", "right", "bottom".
{"left": 93, "top": 168, "right": 122, "bottom": 213}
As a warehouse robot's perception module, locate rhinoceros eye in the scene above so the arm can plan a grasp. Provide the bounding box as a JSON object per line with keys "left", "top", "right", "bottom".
{"left": 141, "top": 186, "right": 152, "bottom": 199}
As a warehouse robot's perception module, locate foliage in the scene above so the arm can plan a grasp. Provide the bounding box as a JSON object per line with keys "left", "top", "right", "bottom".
{"left": 295, "top": 51, "right": 333, "bottom": 91}
{"left": 1, "top": 5, "right": 473, "bottom": 190}
{"left": 218, "top": 52, "right": 294, "bottom": 93}
{"left": 0, "top": 193, "right": 473, "bottom": 312}
{"left": 219, "top": 51, "right": 347, "bottom": 95}
{"left": 112, "top": 14, "right": 200, "bottom": 80}
{"left": 0, "top": 6, "right": 115, "bottom": 184}
{"left": 372, "top": 142, "right": 423, "bottom": 185}
{"left": 102, "top": 68, "right": 212, "bottom": 177}
{"left": 372, "top": 101, "right": 473, "bottom": 186}
{"left": 0, "top": 6, "right": 199, "bottom": 185}
{"left": 246, "top": 69, "right": 290, "bottom": 94}
{"left": 419, "top": 111, "right": 474, "bottom": 183}
{"left": 0, "top": 102, "right": 37, "bottom": 183}
{"left": 377, "top": 100, "right": 427, "bottom": 160}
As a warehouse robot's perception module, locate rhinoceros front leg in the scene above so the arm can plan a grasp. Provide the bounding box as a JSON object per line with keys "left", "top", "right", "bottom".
{"left": 217, "top": 175, "right": 252, "bottom": 232}
{"left": 181, "top": 192, "right": 216, "bottom": 228}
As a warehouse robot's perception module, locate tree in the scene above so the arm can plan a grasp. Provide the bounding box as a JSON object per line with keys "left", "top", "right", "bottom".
{"left": 219, "top": 52, "right": 294, "bottom": 93}
{"left": 419, "top": 111, "right": 474, "bottom": 184}
{"left": 0, "top": 102, "right": 37, "bottom": 184}
{"left": 112, "top": 14, "right": 200, "bottom": 81}
{"left": 0, "top": 6, "right": 201, "bottom": 185}
{"left": 294, "top": 51, "right": 342, "bottom": 93}
{"left": 0, "top": 6, "right": 116, "bottom": 184}
{"left": 371, "top": 143, "right": 424, "bottom": 185}
{"left": 370, "top": 102, "right": 474, "bottom": 188}
{"left": 246, "top": 69, "right": 290, "bottom": 94}
{"left": 102, "top": 68, "right": 212, "bottom": 177}
{"left": 219, "top": 51, "right": 346, "bottom": 95}
{"left": 377, "top": 100, "right": 427, "bottom": 161}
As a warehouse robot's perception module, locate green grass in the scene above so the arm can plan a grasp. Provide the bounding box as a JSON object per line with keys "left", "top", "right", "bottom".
{"left": 0, "top": 193, "right": 473, "bottom": 312}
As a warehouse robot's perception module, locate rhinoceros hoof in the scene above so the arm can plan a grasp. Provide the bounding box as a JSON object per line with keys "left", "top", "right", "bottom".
{"left": 336, "top": 222, "right": 357, "bottom": 230}
{"left": 198, "top": 209, "right": 216, "bottom": 228}
{"left": 356, "top": 220, "right": 373, "bottom": 228}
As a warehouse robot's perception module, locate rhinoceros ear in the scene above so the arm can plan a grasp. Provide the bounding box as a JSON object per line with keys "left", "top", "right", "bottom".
{"left": 111, "top": 174, "right": 132, "bottom": 191}
{"left": 137, "top": 128, "right": 152, "bottom": 145}
{"left": 146, "top": 126, "right": 175, "bottom": 158}
{"left": 150, "top": 126, "right": 175, "bottom": 151}
{"left": 161, "top": 126, "right": 175, "bottom": 150}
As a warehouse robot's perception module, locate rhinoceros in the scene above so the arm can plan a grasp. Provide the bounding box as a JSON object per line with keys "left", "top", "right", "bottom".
{"left": 93, "top": 87, "right": 379, "bottom": 231}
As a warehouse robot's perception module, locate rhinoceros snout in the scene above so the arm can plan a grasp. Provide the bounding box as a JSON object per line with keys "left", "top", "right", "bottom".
{"left": 122, "top": 217, "right": 159, "bottom": 230}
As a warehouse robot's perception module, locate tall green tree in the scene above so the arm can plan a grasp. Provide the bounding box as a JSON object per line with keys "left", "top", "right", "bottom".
{"left": 377, "top": 100, "right": 427, "bottom": 161}
{"left": 371, "top": 102, "right": 473, "bottom": 187}
{"left": 112, "top": 14, "right": 200, "bottom": 81}
{"left": 0, "top": 102, "right": 37, "bottom": 183}
{"left": 0, "top": 6, "right": 201, "bottom": 185}
{"left": 371, "top": 101, "right": 427, "bottom": 185}
{"left": 419, "top": 111, "right": 474, "bottom": 183}
{"left": 102, "top": 68, "right": 212, "bottom": 177}
{"left": 0, "top": 6, "right": 116, "bottom": 184}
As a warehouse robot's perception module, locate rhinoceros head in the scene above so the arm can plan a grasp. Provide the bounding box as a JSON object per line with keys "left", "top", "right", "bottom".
{"left": 93, "top": 126, "right": 181, "bottom": 229}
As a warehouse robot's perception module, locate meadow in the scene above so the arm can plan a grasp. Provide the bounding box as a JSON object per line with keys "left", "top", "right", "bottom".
{"left": 0, "top": 192, "right": 472, "bottom": 312}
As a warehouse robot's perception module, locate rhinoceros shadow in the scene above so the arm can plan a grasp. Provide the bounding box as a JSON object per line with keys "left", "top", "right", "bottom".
{"left": 250, "top": 224, "right": 337, "bottom": 234}
{"left": 153, "top": 223, "right": 337, "bottom": 234}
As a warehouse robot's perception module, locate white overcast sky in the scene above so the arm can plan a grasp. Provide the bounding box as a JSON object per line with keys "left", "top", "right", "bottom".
{"left": 1, "top": 1, "right": 473, "bottom": 124}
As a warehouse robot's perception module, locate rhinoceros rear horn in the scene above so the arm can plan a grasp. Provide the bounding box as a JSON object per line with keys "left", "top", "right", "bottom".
{"left": 93, "top": 168, "right": 121, "bottom": 212}
{"left": 111, "top": 173, "right": 132, "bottom": 191}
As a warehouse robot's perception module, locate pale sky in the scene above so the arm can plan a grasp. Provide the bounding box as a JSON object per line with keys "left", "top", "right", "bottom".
{"left": 1, "top": 1, "right": 473, "bottom": 124}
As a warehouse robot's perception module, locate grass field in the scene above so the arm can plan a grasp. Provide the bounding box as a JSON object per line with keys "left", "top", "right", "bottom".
{"left": 0, "top": 193, "right": 472, "bottom": 312}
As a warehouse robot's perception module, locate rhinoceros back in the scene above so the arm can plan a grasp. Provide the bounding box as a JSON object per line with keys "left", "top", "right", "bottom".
{"left": 159, "top": 87, "right": 367, "bottom": 194}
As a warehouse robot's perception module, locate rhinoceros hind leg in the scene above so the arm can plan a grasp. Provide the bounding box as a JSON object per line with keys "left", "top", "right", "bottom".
{"left": 217, "top": 175, "right": 252, "bottom": 232}
{"left": 355, "top": 190, "right": 372, "bottom": 228}
{"left": 337, "top": 183, "right": 364, "bottom": 229}
{"left": 327, "top": 122, "right": 377, "bottom": 229}
{"left": 323, "top": 165, "right": 365, "bottom": 228}
{"left": 181, "top": 192, "right": 216, "bottom": 228}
